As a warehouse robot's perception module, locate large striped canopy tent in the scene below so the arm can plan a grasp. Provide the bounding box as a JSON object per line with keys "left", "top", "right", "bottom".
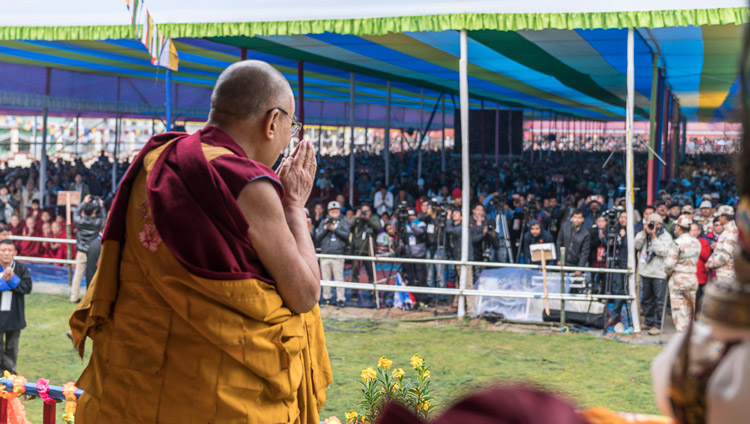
{"left": 0, "top": 0, "right": 745, "bottom": 125}
{"left": 0, "top": 1, "right": 746, "bottom": 324}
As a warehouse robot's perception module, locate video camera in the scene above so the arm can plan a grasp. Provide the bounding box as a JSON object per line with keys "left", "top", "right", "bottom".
{"left": 602, "top": 206, "right": 624, "bottom": 238}
{"left": 429, "top": 198, "right": 455, "bottom": 227}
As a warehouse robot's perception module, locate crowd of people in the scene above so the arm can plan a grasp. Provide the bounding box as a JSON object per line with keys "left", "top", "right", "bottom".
{"left": 0, "top": 139, "right": 735, "bottom": 333}
{"left": 307, "top": 148, "right": 738, "bottom": 333}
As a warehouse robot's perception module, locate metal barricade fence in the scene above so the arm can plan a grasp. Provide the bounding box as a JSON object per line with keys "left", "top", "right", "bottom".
{"left": 5, "top": 235, "right": 637, "bottom": 324}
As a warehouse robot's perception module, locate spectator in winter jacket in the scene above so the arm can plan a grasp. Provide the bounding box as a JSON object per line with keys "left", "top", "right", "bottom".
{"left": 556, "top": 209, "right": 591, "bottom": 276}
{"left": 634, "top": 213, "right": 673, "bottom": 334}
{"left": 314, "top": 201, "right": 351, "bottom": 308}
{"left": 522, "top": 221, "right": 554, "bottom": 265}
{"left": 0, "top": 240, "right": 32, "bottom": 374}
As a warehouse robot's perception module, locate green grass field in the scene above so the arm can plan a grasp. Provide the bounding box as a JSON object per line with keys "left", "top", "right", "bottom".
{"left": 16, "top": 293, "right": 663, "bottom": 422}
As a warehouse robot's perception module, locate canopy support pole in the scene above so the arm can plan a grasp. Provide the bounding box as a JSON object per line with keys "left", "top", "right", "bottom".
{"left": 418, "top": 88, "right": 424, "bottom": 181}
{"left": 507, "top": 107, "right": 513, "bottom": 156}
{"left": 458, "top": 29, "right": 470, "bottom": 319}
{"left": 113, "top": 76, "right": 121, "bottom": 193}
{"left": 40, "top": 67, "right": 50, "bottom": 208}
{"left": 298, "top": 61, "right": 305, "bottom": 139}
{"left": 75, "top": 115, "right": 79, "bottom": 158}
{"left": 480, "top": 100, "right": 485, "bottom": 163}
{"left": 384, "top": 81, "right": 391, "bottom": 187}
{"left": 625, "top": 28, "right": 642, "bottom": 334}
{"left": 494, "top": 106, "right": 500, "bottom": 165}
{"left": 349, "top": 73, "right": 355, "bottom": 206}
{"left": 441, "top": 94, "right": 446, "bottom": 173}
{"left": 165, "top": 69, "right": 173, "bottom": 132}
{"left": 240, "top": 47, "right": 247, "bottom": 61}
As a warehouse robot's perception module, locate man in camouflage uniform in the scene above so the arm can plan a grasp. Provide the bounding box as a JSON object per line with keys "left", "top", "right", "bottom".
{"left": 696, "top": 200, "right": 714, "bottom": 234}
{"left": 706, "top": 205, "right": 738, "bottom": 281}
{"left": 664, "top": 215, "right": 702, "bottom": 333}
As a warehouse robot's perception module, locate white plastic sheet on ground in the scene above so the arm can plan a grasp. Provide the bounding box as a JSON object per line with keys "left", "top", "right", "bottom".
{"left": 474, "top": 267, "right": 604, "bottom": 322}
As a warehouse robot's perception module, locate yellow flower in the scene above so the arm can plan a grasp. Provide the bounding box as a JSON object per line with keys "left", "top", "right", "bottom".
{"left": 380, "top": 387, "right": 386, "bottom": 393}
{"left": 410, "top": 354, "right": 423, "bottom": 369}
{"left": 421, "top": 370, "right": 431, "bottom": 379}
{"left": 391, "top": 382, "right": 400, "bottom": 392}
{"left": 422, "top": 401, "right": 431, "bottom": 411}
{"left": 392, "top": 368, "right": 405, "bottom": 379}
{"left": 360, "top": 367, "right": 377, "bottom": 382}
{"left": 344, "top": 411, "right": 358, "bottom": 423}
{"left": 416, "top": 403, "right": 423, "bottom": 411}
{"left": 377, "top": 356, "right": 393, "bottom": 369}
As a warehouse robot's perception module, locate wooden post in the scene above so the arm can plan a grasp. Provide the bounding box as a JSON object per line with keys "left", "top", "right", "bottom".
{"left": 0, "top": 397, "right": 7, "bottom": 423}
{"left": 43, "top": 401, "right": 56, "bottom": 424}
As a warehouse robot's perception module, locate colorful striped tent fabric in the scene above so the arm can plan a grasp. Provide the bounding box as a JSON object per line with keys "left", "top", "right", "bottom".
{"left": 0, "top": 2, "right": 745, "bottom": 123}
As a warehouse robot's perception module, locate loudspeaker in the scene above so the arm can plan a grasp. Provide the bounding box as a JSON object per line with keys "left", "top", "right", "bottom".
{"left": 542, "top": 309, "right": 605, "bottom": 329}
{"left": 454, "top": 109, "right": 523, "bottom": 157}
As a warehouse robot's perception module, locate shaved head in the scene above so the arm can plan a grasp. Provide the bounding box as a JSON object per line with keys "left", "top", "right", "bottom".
{"left": 209, "top": 60, "right": 292, "bottom": 123}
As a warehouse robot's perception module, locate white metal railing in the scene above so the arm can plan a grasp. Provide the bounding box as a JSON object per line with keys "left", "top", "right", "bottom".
{"left": 316, "top": 253, "right": 630, "bottom": 274}
{"left": 320, "top": 280, "right": 632, "bottom": 301}
{"left": 9, "top": 235, "right": 76, "bottom": 244}
{"left": 15, "top": 256, "right": 76, "bottom": 265}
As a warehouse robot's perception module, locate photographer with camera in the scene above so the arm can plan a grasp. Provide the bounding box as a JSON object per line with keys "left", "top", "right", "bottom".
{"left": 471, "top": 203, "right": 499, "bottom": 280}
{"left": 606, "top": 210, "right": 630, "bottom": 327}
{"left": 70, "top": 194, "right": 106, "bottom": 303}
{"left": 422, "top": 199, "right": 449, "bottom": 306}
{"left": 634, "top": 213, "right": 673, "bottom": 335}
{"left": 350, "top": 203, "right": 381, "bottom": 287}
{"left": 315, "top": 201, "right": 351, "bottom": 308}
{"left": 522, "top": 221, "right": 554, "bottom": 265}
{"left": 396, "top": 203, "right": 428, "bottom": 306}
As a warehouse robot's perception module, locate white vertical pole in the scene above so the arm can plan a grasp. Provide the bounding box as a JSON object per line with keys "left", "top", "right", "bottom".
{"left": 385, "top": 81, "right": 391, "bottom": 187}
{"left": 418, "top": 88, "right": 424, "bottom": 181}
{"left": 349, "top": 73, "right": 355, "bottom": 205}
{"left": 458, "top": 29, "right": 470, "bottom": 319}
{"left": 625, "top": 28, "right": 642, "bottom": 333}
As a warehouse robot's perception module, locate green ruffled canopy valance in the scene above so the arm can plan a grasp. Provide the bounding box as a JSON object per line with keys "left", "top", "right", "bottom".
{"left": 0, "top": 7, "right": 746, "bottom": 40}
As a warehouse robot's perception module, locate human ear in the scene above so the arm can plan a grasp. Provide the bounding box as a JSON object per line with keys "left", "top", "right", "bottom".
{"left": 264, "top": 110, "right": 280, "bottom": 140}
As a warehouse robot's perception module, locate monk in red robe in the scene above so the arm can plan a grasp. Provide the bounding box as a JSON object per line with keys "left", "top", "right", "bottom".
{"left": 70, "top": 61, "right": 331, "bottom": 423}
{"left": 17, "top": 217, "right": 40, "bottom": 257}
{"left": 44, "top": 221, "right": 68, "bottom": 265}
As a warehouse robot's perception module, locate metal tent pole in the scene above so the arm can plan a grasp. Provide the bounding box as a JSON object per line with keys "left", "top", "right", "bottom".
{"left": 113, "top": 76, "right": 121, "bottom": 193}
{"left": 458, "top": 29, "right": 470, "bottom": 319}
{"left": 75, "top": 116, "right": 79, "bottom": 158}
{"left": 507, "top": 107, "right": 512, "bottom": 155}
{"left": 417, "top": 88, "right": 424, "bottom": 181}
{"left": 165, "top": 69, "right": 173, "bottom": 131}
{"left": 385, "top": 81, "right": 391, "bottom": 187}
{"left": 349, "top": 73, "right": 355, "bottom": 205}
{"left": 40, "top": 67, "right": 51, "bottom": 208}
{"left": 441, "top": 94, "right": 446, "bottom": 173}
{"left": 298, "top": 61, "right": 305, "bottom": 139}
{"left": 480, "top": 99, "right": 485, "bottom": 162}
{"left": 494, "top": 106, "right": 500, "bottom": 164}
{"left": 625, "top": 28, "right": 642, "bottom": 333}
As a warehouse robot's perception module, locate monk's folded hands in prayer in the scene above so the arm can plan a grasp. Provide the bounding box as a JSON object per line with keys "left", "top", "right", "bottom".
{"left": 239, "top": 139, "right": 321, "bottom": 314}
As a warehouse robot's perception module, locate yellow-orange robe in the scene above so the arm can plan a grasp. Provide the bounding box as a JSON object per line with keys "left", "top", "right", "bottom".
{"left": 70, "top": 131, "right": 332, "bottom": 423}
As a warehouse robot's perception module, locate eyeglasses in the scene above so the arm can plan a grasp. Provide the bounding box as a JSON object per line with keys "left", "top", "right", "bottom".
{"left": 268, "top": 107, "right": 301, "bottom": 137}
